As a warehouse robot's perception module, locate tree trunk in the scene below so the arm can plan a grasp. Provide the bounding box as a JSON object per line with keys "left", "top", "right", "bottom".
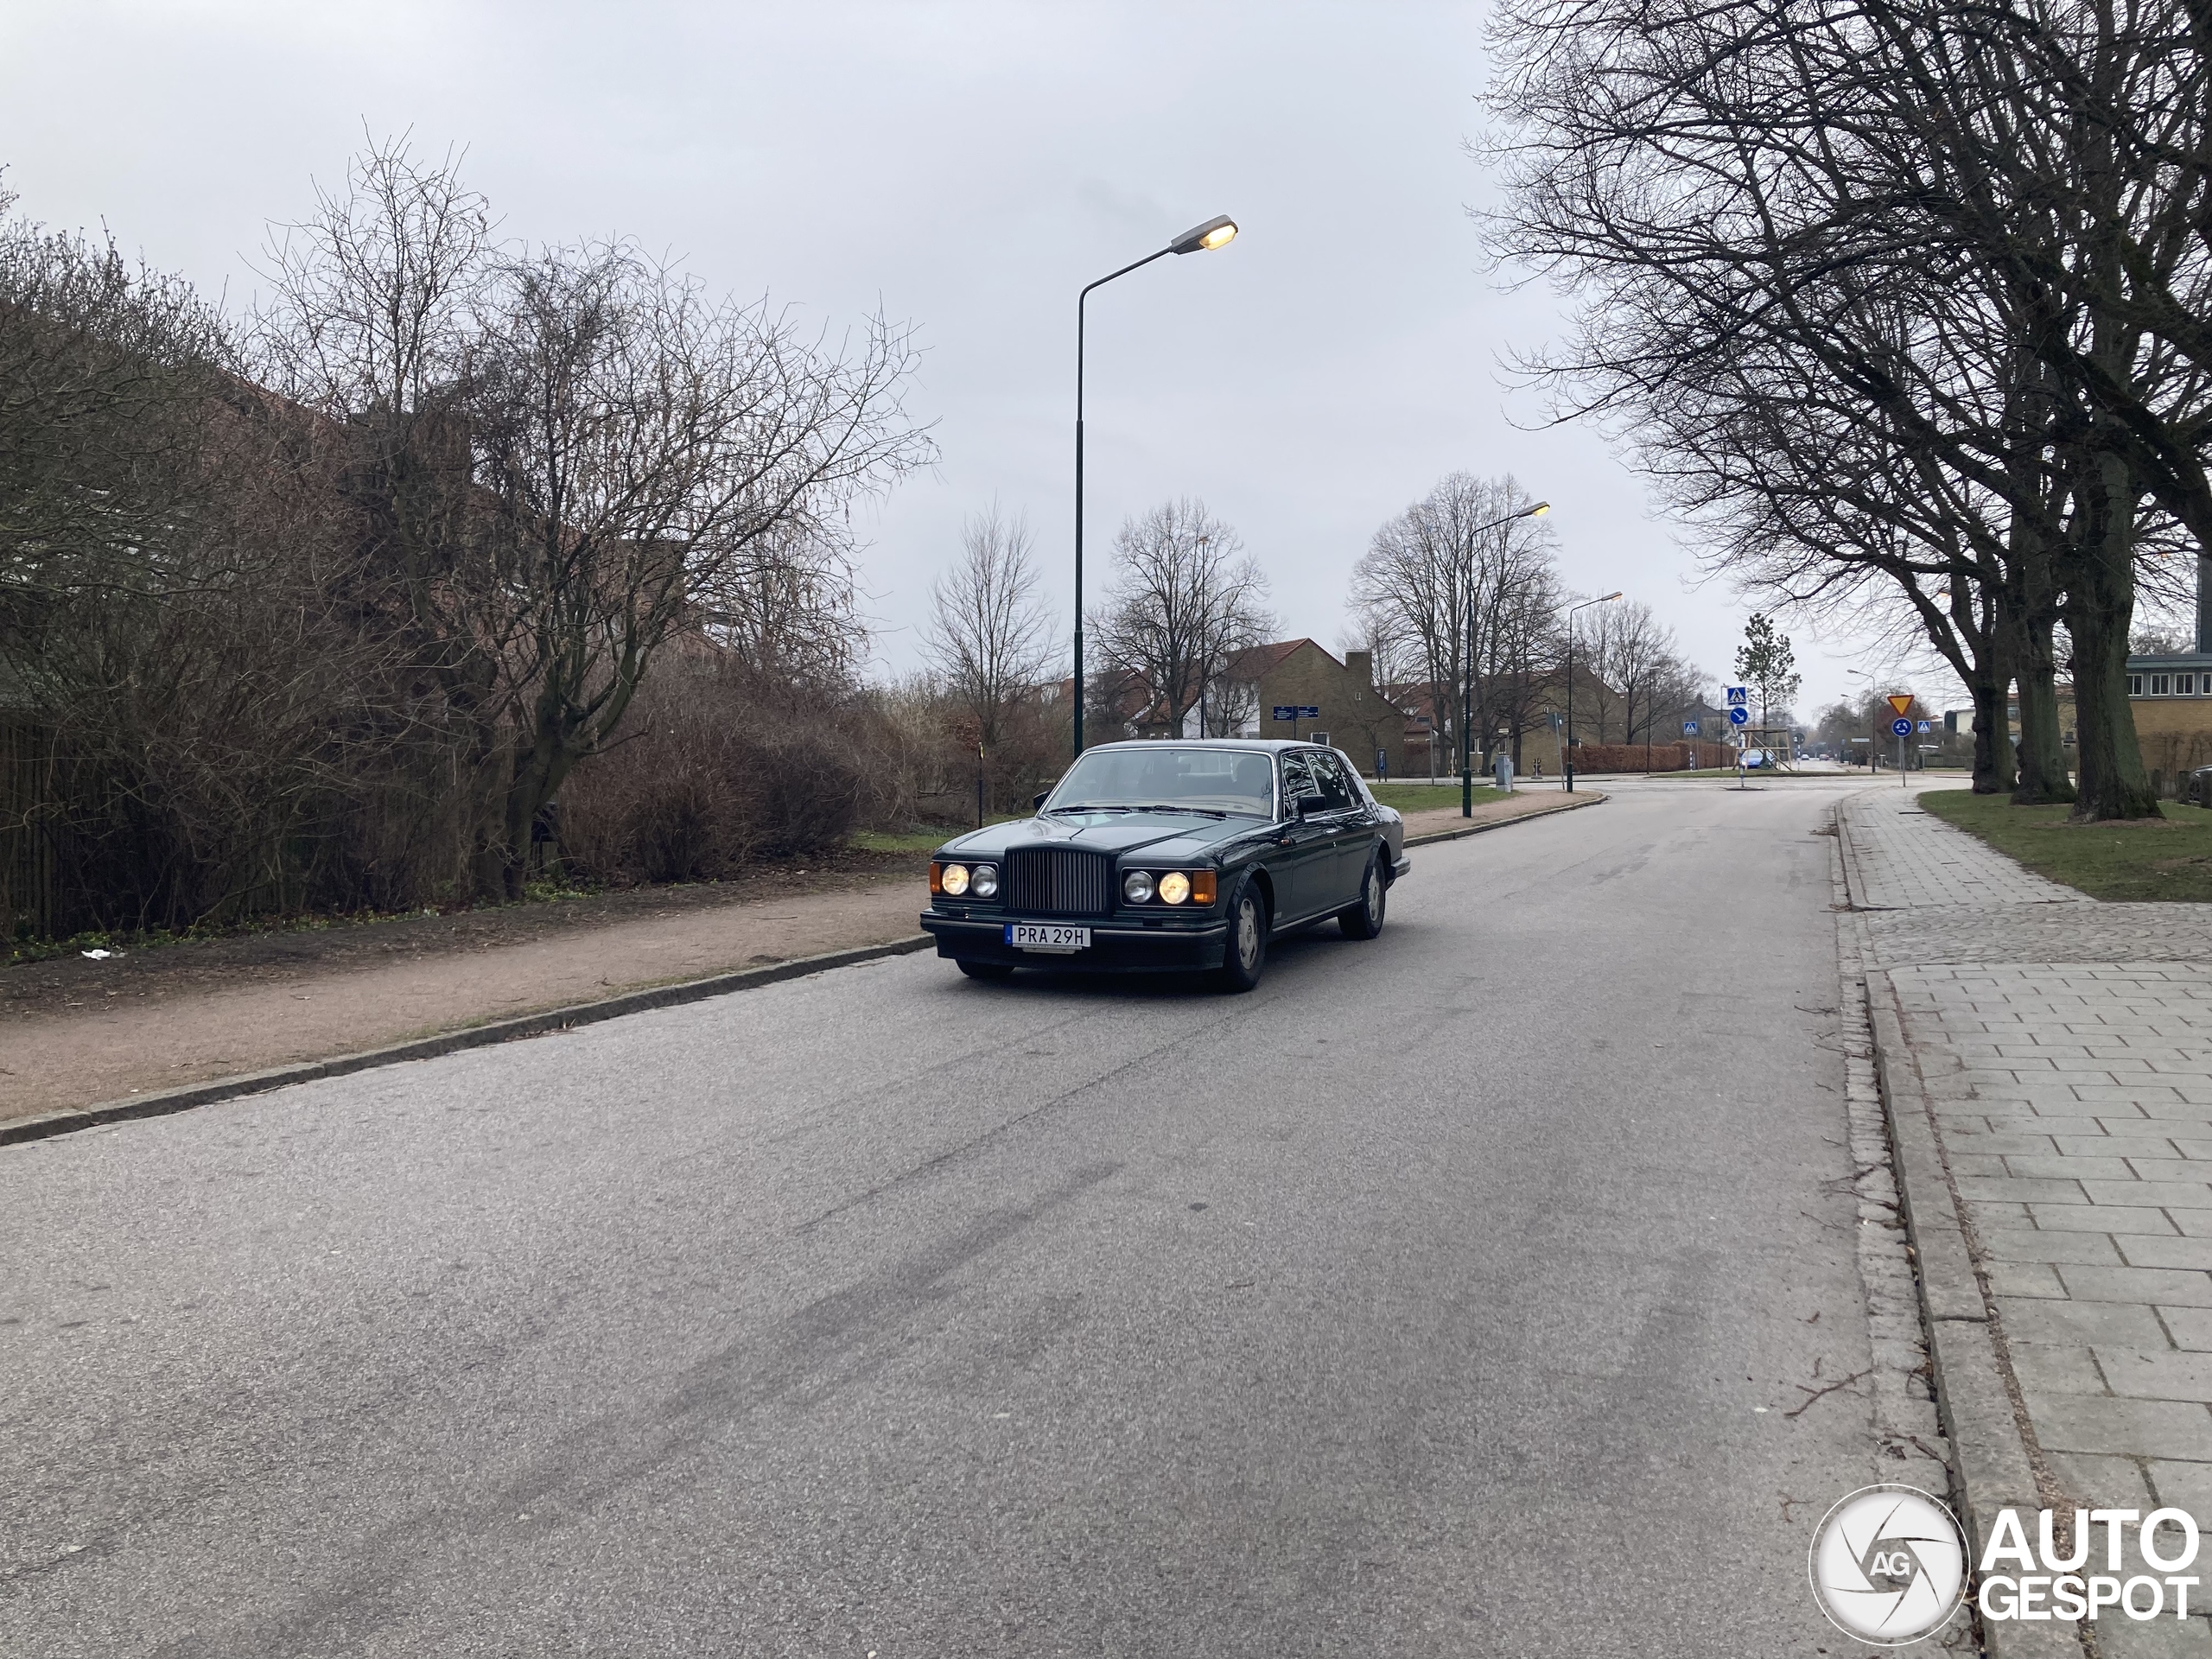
{"left": 1970, "top": 671, "right": 2015, "bottom": 794}
{"left": 2064, "top": 452, "right": 2158, "bottom": 821}
{"left": 2012, "top": 626, "right": 2073, "bottom": 805}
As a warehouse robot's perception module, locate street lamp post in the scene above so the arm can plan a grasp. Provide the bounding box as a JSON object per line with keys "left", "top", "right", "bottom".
{"left": 1073, "top": 213, "right": 1237, "bottom": 760}
{"left": 1460, "top": 501, "right": 1553, "bottom": 817}
{"left": 1563, "top": 590, "right": 1624, "bottom": 794}
{"left": 1847, "top": 668, "right": 1872, "bottom": 774}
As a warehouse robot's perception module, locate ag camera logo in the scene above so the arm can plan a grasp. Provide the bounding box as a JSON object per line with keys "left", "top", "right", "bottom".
{"left": 1808, "top": 1485, "right": 1967, "bottom": 1645}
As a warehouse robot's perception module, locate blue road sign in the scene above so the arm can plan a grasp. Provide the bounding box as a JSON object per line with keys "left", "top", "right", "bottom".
{"left": 1728, "top": 706, "right": 1750, "bottom": 727}
{"left": 1726, "top": 686, "right": 1749, "bottom": 707}
{"left": 1682, "top": 720, "right": 1700, "bottom": 736}
{"left": 1893, "top": 717, "right": 1915, "bottom": 736}
{"left": 1270, "top": 704, "right": 1320, "bottom": 721}
{"left": 1917, "top": 720, "right": 1932, "bottom": 734}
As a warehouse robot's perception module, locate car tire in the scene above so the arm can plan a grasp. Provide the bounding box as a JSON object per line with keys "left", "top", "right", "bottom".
{"left": 1217, "top": 879, "right": 1268, "bottom": 993}
{"left": 1338, "top": 851, "right": 1387, "bottom": 940}
{"left": 957, "top": 959, "right": 1015, "bottom": 982}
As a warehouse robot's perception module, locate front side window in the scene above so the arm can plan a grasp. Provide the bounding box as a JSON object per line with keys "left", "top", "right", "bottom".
{"left": 1046, "top": 746, "right": 1274, "bottom": 817}
{"left": 1280, "top": 751, "right": 1316, "bottom": 816}
{"left": 1306, "top": 749, "right": 1356, "bottom": 812}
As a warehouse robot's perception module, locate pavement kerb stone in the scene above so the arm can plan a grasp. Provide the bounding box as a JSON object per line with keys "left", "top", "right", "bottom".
{"left": 0, "top": 934, "right": 937, "bottom": 1149}
{"left": 3, "top": 794, "right": 1597, "bottom": 1153}
{"left": 1399, "top": 789, "right": 1605, "bottom": 847}
{"left": 1871, "top": 973, "right": 1989, "bottom": 1327}
{"left": 1869, "top": 970, "right": 2088, "bottom": 1658}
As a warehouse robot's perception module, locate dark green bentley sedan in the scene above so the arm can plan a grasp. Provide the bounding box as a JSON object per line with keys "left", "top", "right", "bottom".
{"left": 919, "top": 740, "right": 1410, "bottom": 992}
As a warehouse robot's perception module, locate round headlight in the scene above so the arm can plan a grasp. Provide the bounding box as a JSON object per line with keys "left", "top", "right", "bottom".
{"left": 1122, "top": 869, "right": 1154, "bottom": 904}
{"left": 941, "top": 862, "right": 969, "bottom": 896}
{"left": 1157, "top": 870, "right": 1191, "bottom": 906}
{"left": 971, "top": 864, "right": 998, "bottom": 899}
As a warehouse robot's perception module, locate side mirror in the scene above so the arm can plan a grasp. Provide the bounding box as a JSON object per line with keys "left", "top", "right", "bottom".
{"left": 1295, "top": 791, "right": 1327, "bottom": 820}
{"left": 1033, "top": 791, "right": 1051, "bottom": 811}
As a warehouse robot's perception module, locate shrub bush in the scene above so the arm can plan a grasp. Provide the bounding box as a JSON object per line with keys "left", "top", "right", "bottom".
{"left": 558, "top": 670, "right": 865, "bottom": 884}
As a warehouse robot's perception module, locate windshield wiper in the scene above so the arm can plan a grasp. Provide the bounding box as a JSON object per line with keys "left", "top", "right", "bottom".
{"left": 1129, "top": 804, "right": 1228, "bottom": 818}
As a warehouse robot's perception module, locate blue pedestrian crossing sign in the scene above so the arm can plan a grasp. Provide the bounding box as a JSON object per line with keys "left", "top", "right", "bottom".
{"left": 1725, "top": 686, "right": 1749, "bottom": 707}
{"left": 1682, "top": 720, "right": 1700, "bottom": 736}
{"left": 1917, "top": 720, "right": 1932, "bottom": 734}
{"left": 1892, "top": 717, "right": 1915, "bottom": 736}
{"left": 1728, "top": 706, "right": 1750, "bottom": 727}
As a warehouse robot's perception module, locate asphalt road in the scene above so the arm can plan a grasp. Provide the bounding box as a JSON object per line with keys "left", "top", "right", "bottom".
{"left": 3, "top": 779, "right": 1900, "bottom": 1656}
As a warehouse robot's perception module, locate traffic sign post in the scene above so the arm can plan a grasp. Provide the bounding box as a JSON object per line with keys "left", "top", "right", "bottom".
{"left": 1891, "top": 714, "right": 1914, "bottom": 783}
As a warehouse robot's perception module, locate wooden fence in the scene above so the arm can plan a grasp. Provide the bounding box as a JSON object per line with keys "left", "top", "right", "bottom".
{"left": 0, "top": 715, "right": 60, "bottom": 942}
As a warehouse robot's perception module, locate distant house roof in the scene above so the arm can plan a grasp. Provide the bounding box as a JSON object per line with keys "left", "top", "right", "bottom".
{"left": 1222, "top": 639, "right": 1328, "bottom": 680}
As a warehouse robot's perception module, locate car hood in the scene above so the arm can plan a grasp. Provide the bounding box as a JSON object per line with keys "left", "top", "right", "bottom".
{"left": 936, "top": 810, "right": 1259, "bottom": 861}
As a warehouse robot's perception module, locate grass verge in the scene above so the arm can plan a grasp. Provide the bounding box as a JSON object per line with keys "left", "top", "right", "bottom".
{"left": 1369, "top": 783, "right": 1510, "bottom": 814}
{"left": 1919, "top": 788, "right": 2212, "bottom": 901}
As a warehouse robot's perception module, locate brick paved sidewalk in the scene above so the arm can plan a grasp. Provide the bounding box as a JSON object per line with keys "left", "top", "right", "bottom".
{"left": 1843, "top": 785, "right": 2212, "bottom": 1656}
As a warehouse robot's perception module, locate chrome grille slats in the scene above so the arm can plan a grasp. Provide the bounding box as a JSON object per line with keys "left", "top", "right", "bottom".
{"left": 1006, "top": 848, "right": 1111, "bottom": 916}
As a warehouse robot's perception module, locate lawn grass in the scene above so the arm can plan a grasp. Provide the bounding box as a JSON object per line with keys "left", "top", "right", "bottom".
{"left": 1919, "top": 788, "right": 2212, "bottom": 901}
{"left": 850, "top": 826, "right": 963, "bottom": 855}
{"left": 1368, "top": 782, "right": 1510, "bottom": 815}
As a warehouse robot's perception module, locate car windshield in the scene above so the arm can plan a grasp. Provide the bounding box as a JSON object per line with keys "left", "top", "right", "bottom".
{"left": 1046, "top": 747, "right": 1274, "bottom": 817}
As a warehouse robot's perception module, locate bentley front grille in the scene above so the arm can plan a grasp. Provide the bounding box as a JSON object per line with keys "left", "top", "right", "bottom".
{"left": 1005, "top": 848, "right": 1113, "bottom": 917}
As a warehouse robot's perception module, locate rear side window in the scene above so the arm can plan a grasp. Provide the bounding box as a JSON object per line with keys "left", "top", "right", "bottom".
{"left": 1307, "top": 750, "right": 1356, "bottom": 811}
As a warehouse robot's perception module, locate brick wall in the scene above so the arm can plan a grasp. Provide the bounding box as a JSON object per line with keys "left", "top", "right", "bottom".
{"left": 1248, "top": 642, "right": 1414, "bottom": 778}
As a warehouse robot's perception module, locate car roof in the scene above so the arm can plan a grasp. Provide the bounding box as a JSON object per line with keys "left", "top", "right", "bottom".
{"left": 1077, "top": 739, "right": 1327, "bottom": 754}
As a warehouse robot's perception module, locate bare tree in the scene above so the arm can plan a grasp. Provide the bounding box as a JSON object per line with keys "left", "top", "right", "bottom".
{"left": 1583, "top": 601, "right": 1690, "bottom": 744}
{"left": 1089, "top": 499, "right": 1273, "bottom": 740}
{"left": 1480, "top": 0, "right": 2212, "bottom": 817}
{"left": 1349, "top": 473, "right": 1560, "bottom": 767}
{"left": 924, "top": 503, "right": 1058, "bottom": 785}
{"left": 253, "top": 140, "right": 934, "bottom": 896}
{"left": 465, "top": 238, "right": 933, "bottom": 895}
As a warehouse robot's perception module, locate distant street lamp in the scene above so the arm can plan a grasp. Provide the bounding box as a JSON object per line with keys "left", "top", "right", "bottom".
{"left": 1846, "top": 668, "right": 1872, "bottom": 773}
{"left": 1071, "top": 214, "right": 1238, "bottom": 759}
{"left": 1563, "top": 589, "right": 1624, "bottom": 793}
{"left": 1461, "top": 501, "right": 1553, "bottom": 817}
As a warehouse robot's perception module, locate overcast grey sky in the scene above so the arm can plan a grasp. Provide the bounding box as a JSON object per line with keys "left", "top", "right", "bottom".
{"left": 1, "top": 0, "right": 1910, "bottom": 719}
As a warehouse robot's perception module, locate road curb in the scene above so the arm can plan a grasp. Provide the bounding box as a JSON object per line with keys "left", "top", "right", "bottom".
{"left": 1867, "top": 967, "right": 2080, "bottom": 1658}
{"left": 1401, "top": 790, "right": 1605, "bottom": 848}
{"left": 0, "top": 934, "right": 935, "bottom": 1149}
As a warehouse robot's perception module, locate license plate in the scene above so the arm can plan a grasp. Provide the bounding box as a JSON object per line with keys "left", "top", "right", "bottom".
{"left": 1006, "top": 923, "right": 1090, "bottom": 952}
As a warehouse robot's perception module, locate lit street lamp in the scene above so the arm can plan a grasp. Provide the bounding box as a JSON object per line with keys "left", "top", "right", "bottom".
{"left": 1071, "top": 214, "right": 1237, "bottom": 759}
{"left": 1563, "top": 589, "right": 1624, "bottom": 794}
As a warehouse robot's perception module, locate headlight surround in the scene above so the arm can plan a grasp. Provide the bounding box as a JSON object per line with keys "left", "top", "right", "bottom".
{"left": 971, "top": 863, "right": 998, "bottom": 899}
{"left": 1157, "top": 870, "right": 1191, "bottom": 906}
{"left": 941, "top": 862, "right": 970, "bottom": 896}
{"left": 1122, "top": 869, "right": 1154, "bottom": 905}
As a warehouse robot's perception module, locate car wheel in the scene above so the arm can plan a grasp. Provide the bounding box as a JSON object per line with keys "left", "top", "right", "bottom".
{"left": 1338, "top": 852, "right": 1387, "bottom": 940}
{"left": 957, "top": 959, "right": 1015, "bottom": 981}
{"left": 1217, "top": 879, "right": 1268, "bottom": 993}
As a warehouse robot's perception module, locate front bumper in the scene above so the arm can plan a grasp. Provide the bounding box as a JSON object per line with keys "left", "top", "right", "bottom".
{"left": 919, "top": 911, "right": 1230, "bottom": 973}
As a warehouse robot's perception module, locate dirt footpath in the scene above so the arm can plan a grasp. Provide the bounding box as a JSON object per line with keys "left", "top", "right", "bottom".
{"left": 1, "top": 863, "right": 923, "bottom": 1122}
{"left": 1, "top": 791, "right": 1592, "bottom": 1123}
